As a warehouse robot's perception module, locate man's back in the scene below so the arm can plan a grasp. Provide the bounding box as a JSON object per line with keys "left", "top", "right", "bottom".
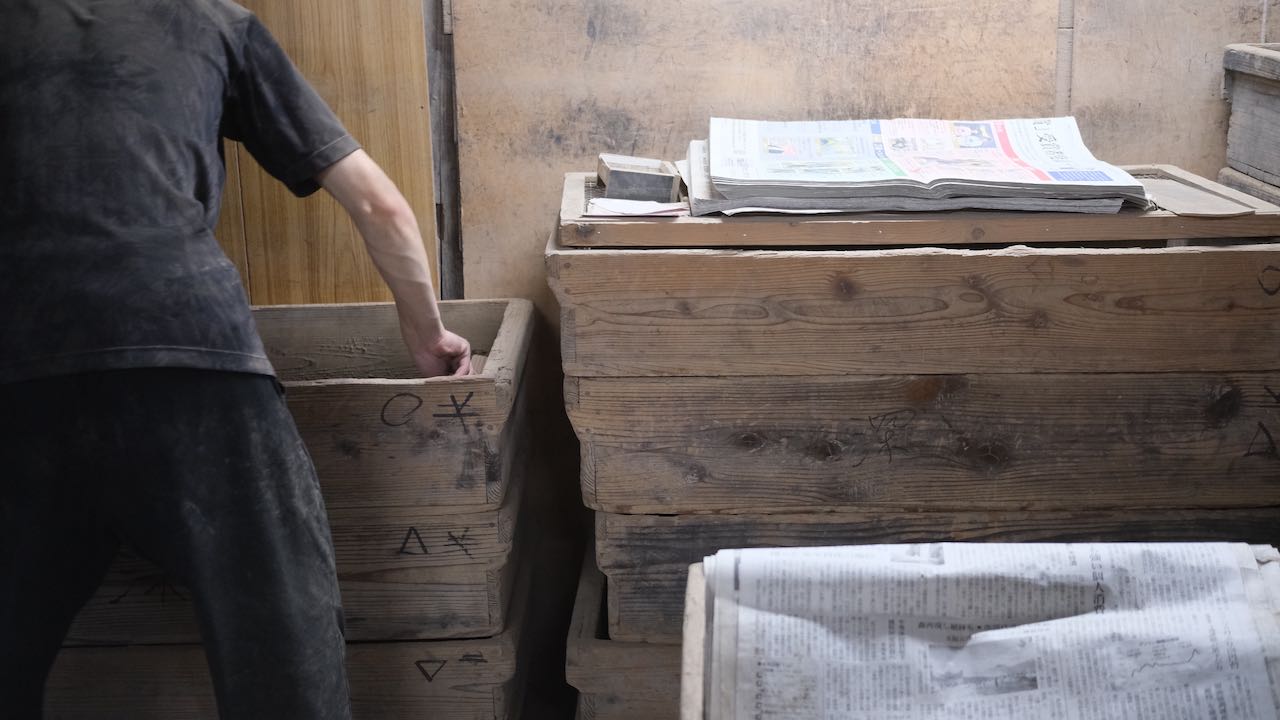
{"left": 0, "top": 0, "right": 354, "bottom": 383}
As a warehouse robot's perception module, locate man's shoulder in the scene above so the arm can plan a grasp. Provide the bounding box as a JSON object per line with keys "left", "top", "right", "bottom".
{"left": 187, "top": 0, "right": 254, "bottom": 33}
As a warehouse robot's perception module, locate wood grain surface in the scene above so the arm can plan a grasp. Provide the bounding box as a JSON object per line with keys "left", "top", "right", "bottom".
{"left": 569, "top": 373, "right": 1280, "bottom": 514}
{"left": 1227, "top": 70, "right": 1280, "bottom": 187}
{"left": 235, "top": 0, "right": 438, "bottom": 304}
{"left": 550, "top": 243, "right": 1280, "bottom": 378}
{"left": 66, "top": 469, "right": 527, "bottom": 645}
{"left": 455, "top": 0, "right": 1060, "bottom": 319}
{"left": 567, "top": 549, "right": 681, "bottom": 720}
{"left": 256, "top": 300, "right": 534, "bottom": 513}
{"left": 597, "top": 508, "right": 1280, "bottom": 643}
{"left": 1221, "top": 167, "right": 1280, "bottom": 206}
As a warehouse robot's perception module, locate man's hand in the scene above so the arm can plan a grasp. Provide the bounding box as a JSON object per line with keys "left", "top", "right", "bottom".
{"left": 406, "top": 327, "right": 472, "bottom": 377}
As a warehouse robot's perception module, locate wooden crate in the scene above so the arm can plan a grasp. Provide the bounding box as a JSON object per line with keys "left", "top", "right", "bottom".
{"left": 596, "top": 509, "right": 1280, "bottom": 643}
{"left": 65, "top": 300, "right": 535, "bottom": 644}
{"left": 47, "top": 559, "right": 533, "bottom": 720}
{"left": 1221, "top": 167, "right": 1280, "bottom": 207}
{"left": 549, "top": 171, "right": 1280, "bottom": 515}
{"left": 1226, "top": 43, "right": 1280, "bottom": 188}
{"left": 567, "top": 549, "right": 680, "bottom": 720}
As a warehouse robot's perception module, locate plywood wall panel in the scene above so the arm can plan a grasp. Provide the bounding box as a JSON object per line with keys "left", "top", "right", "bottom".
{"left": 236, "top": 0, "right": 438, "bottom": 304}
{"left": 1070, "top": 0, "right": 1266, "bottom": 178}
{"left": 454, "top": 0, "right": 1060, "bottom": 317}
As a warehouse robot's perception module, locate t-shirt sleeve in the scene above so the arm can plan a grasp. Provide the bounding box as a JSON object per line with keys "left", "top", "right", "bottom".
{"left": 221, "top": 15, "right": 360, "bottom": 197}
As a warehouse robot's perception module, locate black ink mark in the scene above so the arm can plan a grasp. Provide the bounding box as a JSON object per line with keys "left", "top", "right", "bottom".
{"left": 459, "top": 652, "right": 488, "bottom": 665}
{"left": 869, "top": 409, "right": 916, "bottom": 462}
{"left": 447, "top": 528, "right": 474, "bottom": 558}
{"left": 415, "top": 659, "right": 446, "bottom": 682}
{"left": 1265, "top": 385, "right": 1280, "bottom": 405}
{"left": 1259, "top": 265, "right": 1280, "bottom": 296}
{"left": 432, "top": 392, "right": 478, "bottom": 422}
{"left": 397, "top": 527, "right": 429, "bottom": 556}
{"left": 1129, "top": 648, "right": 1199, "bottom": 678}
{"left": 1245, "top": 423, "right": 1278, "bottom": 459}
{"left": 381, "top": 393, "right": 423, "bottom": 427}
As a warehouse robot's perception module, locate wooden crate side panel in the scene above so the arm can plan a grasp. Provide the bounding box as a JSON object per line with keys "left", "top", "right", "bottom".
{"left": 552, "top": 245, "right": 1280, "bottom": 377}
{"left": 47, "top": 638, "right": 516, "bottom": 720}
{"left": 288, "top": 377, "right": 506, "bottom": 511}
{"left": 571, "top": 373, "right": 1280, "bottom": 514}
{"left": 1221, "top": 167, "right": 1280, "bottom": 206}
{"left": 255, "top": 301, "right": 511, "bottom": 382}
{"left": 66, "top": 470, "right": 529, "bottom": 645}
{"left": 600, "top": 507, "right": 1280, "bottom": 643}
{"left": 578, "top": 694, "right": 678, "bottom": 720}
{"left": 1228, "top": 73, "right": 1280, "bottom": 187}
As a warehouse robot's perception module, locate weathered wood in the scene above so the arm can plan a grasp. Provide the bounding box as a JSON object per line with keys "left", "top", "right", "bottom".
{"left": 1070, "top": 0, "right": 1266, "bottom": 179}
{"left": 569, "top": 373, "right": 1280, "bottom": 514}
{"left": 253, "top": 299, "right": 534, "bottom": 512}
{"left": 596, "top": 508, "right": 1280, "bottom": 643}
{"left": 67, "top": 455, "right": 528, "bottom": 645}
{"left": 550, "top": 240, "right": 1280, "bottom": 378}
{"left": 455, "top": 0, "right": 1060, "bottom": 320}
{"left": 1227, "top": 46, "right": 1280, "bottom": 188}
{"left": 567, "top": 548, "right": 681, "bottom": 720}
{"left": 48, "top": 593, "right": 527, "bottom": 719}
{"left": 1221, "top": 167, "right": 1280, "bottom": 207}
{"left": 235, "top": 0, "right": 439, "bottom": 304}
{"left": 557, "top": 169, "right": 1280, "bottom": 249}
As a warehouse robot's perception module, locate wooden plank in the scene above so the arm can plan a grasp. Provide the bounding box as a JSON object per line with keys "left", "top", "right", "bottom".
{"left": 252, "top": 300, "right": 534, "bottom": 513}
{"left": 1070, "top": 0, "right": 1265, "bottom": 179}
{"left": 1226, "top": 43, "right": 1280, "bottom": 83}
{"left": 597, "top": 508, "right": 1280, "bottom": 643}
{"left": 49, "top": 608, "right": 523, "bottom": 719}
{"left": 236, "top": 0, "right": 438, "bottom": 304}
{"left": 1221, "top": 167, "right": 1280, "bottom": 206}
{"left": 571, "top": 373, "right": 1280, "bottom": 514}
{"left": 1227, "top": 72, "right": 1280, "bottom": 188}
{"left": 455, "top": 0, "right": 1059, "bottom": 321}
{"left": 212, "top": 140, "right": 249, "bottom": 285}
{"left": 549, "top": 242, "right": 1280, "bottom": 378}
{"left": 558, "top": 169, "right": 1280, "bottom": 249}
{"left": 66, "top": 451, "right": 529, "bottom": 645}
{"left": 567, "top": 548, "right": 681, "bottom": 720}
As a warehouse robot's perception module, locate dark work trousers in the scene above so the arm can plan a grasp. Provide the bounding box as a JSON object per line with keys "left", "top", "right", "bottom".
{"left": 0, "top": 368, "right": 352, "bottom": 719}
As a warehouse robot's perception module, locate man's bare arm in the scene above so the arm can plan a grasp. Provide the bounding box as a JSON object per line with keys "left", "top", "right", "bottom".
{"left": 317, "top": 149, "right": 471, "bottom": 377}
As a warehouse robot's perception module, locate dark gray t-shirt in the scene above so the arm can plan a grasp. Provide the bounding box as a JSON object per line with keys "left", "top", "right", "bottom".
{"left": 0, "top": 0, "right": 360, "bottom": 383}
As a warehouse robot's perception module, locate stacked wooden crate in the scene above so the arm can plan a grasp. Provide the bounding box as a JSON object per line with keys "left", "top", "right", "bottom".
{"left": 1221, "top": 43, "right": 1280, "bottom": 206}
{"left": 47, "top": 299, "right": 536, "bottom": 719}
{"left": 550, "top": 169, "right": 1280, "bottom": 717}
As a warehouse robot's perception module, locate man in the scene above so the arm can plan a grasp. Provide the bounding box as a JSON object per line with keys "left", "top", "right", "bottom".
{"left": 0, "top": 1, "right": 468, "bottom": 717}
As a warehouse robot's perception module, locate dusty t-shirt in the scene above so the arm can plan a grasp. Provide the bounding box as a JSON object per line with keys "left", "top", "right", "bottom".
{"left": 0, "top": 0, "right": 360, "bottom": 383}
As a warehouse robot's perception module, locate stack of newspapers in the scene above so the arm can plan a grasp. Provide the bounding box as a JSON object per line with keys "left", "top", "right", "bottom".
{"left": 684, "top": 117, "right": 1151, "bottom": 216}
{"left": 691, "top": 543, "right": 1280, "bottom": 720}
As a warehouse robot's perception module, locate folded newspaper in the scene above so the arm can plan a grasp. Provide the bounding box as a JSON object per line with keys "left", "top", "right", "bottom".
{"left": 697, "top": 543, "right": 1280, "bottom": 720}
{"left": 689, "top": 117, "right": 1151, "bottom": 216}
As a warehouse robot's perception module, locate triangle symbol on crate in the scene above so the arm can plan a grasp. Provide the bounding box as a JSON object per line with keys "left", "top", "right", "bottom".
{"left": 415, "top": 659, "right": 446, "bottom": 682}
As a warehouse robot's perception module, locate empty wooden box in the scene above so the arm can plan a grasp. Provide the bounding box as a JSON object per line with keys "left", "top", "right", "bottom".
{"left": 67, "top": 299, "right": 535, "bottom": 644}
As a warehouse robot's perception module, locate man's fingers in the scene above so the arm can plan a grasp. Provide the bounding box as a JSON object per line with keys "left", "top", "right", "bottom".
{"left": 452, "top": 353, "right": 472, "bottom": 376}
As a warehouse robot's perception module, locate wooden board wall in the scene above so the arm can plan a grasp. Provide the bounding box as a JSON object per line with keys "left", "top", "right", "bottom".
{"left": 454, "top": 0, "right": 1060, "bottom": 317}
{"left": 454, "top": 0, "right": 1273, "bottom": 319}
{"left": 214, "top": 0, "right": 439, "bottom": 305}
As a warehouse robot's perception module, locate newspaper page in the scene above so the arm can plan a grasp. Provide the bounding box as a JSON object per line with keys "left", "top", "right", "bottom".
{"left": 704, "top": 543, "right": 1280, "bottom": 720}
{"left": 707, "top": 117, "right": 1145, "bottom": 202}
